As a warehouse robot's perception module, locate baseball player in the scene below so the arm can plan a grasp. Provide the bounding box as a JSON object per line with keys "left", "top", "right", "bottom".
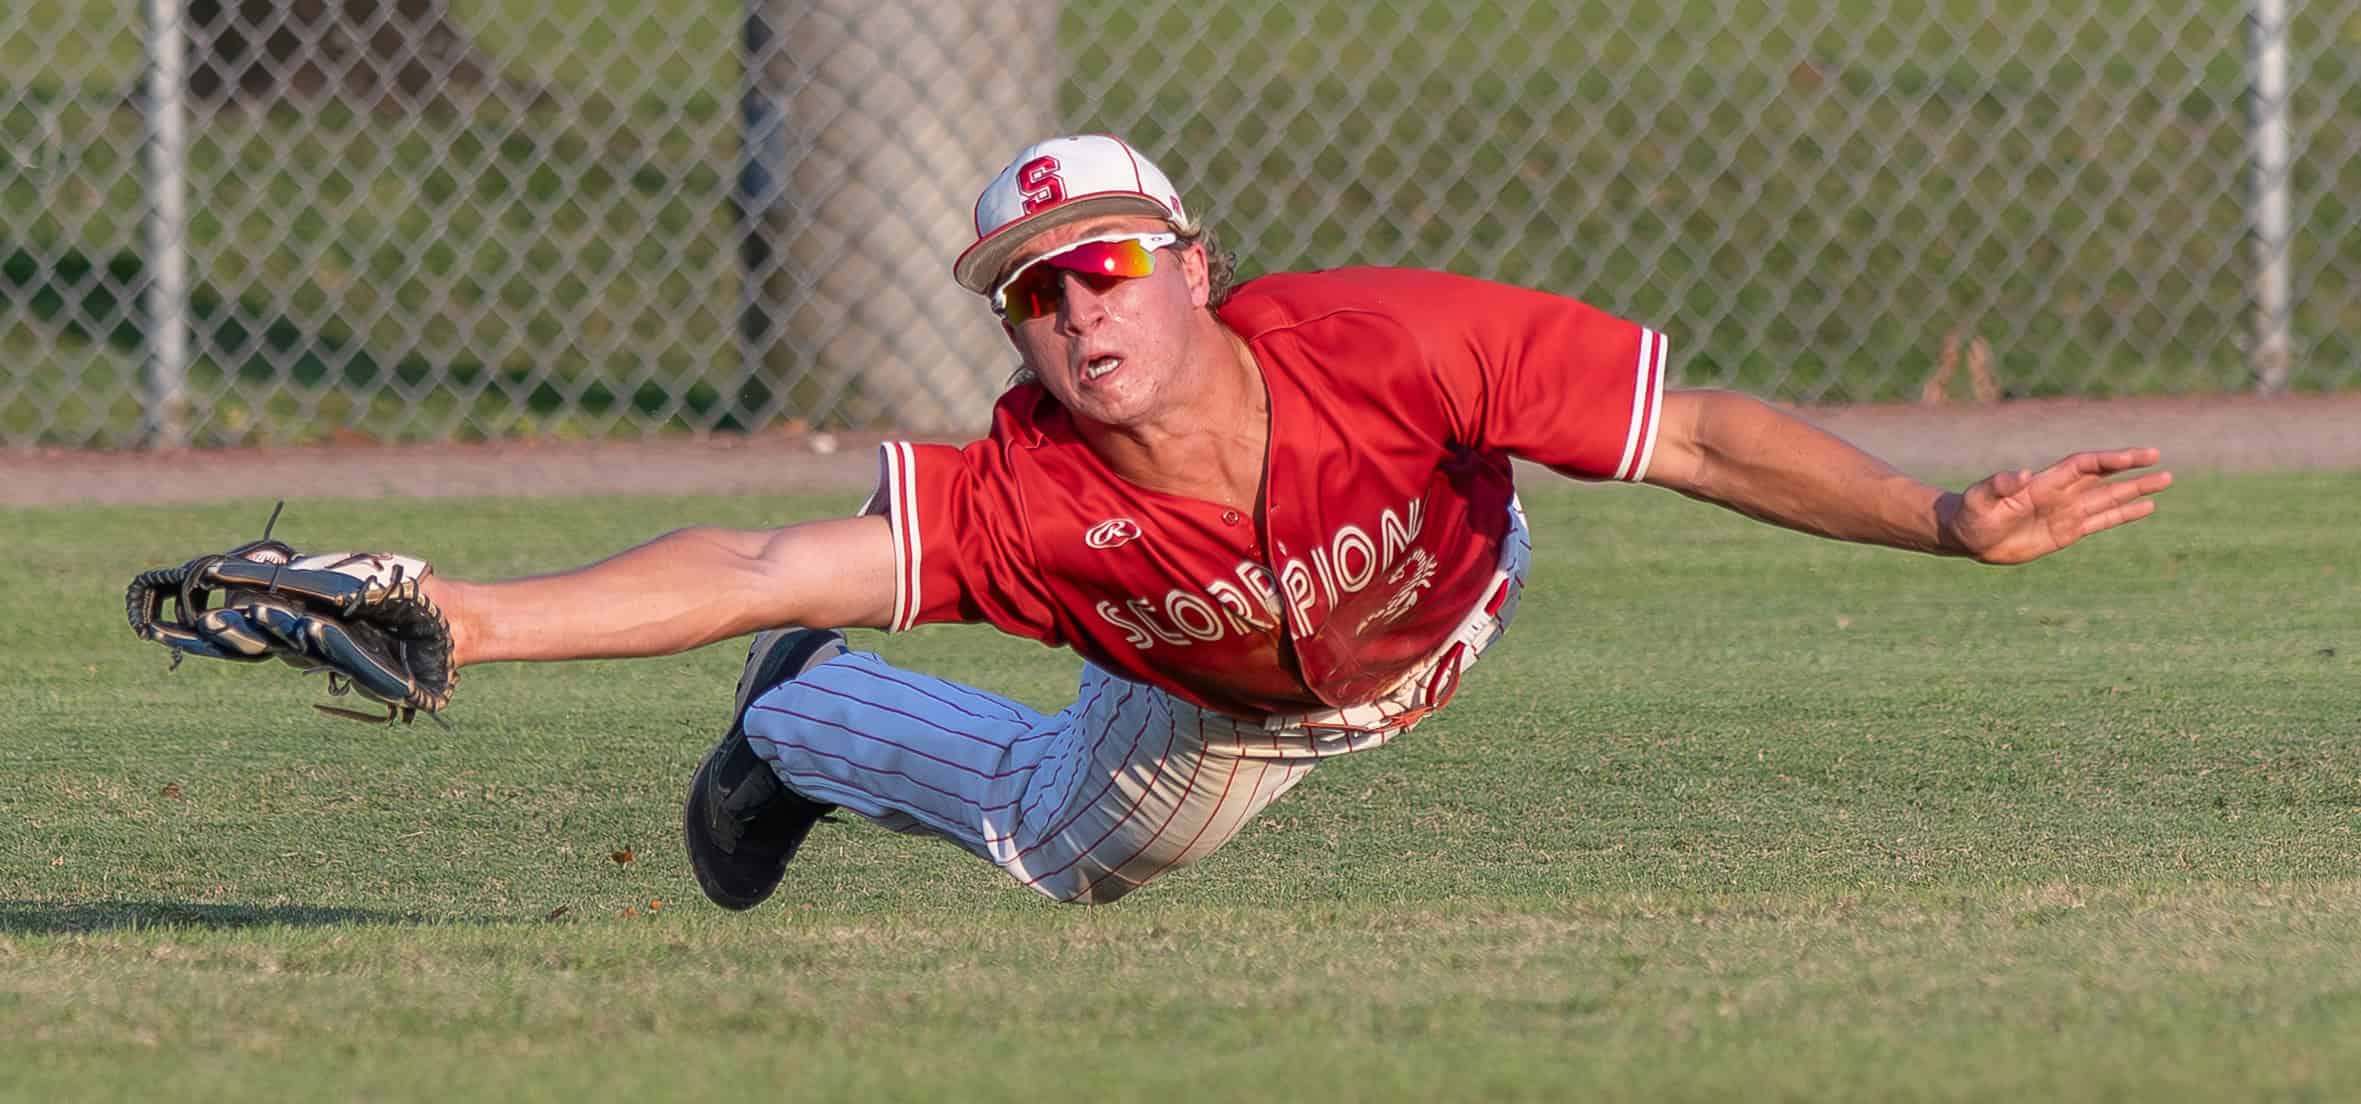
{"left": 413, "top": 134, "right": 2172, "bottom": 907}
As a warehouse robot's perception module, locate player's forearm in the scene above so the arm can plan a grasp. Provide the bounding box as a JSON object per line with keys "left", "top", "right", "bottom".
{"left": 1646, "top": 390, "right": 1966, "bottom": 555}
{"left": 431, "top": 517, "right": 895, "bottom": 667}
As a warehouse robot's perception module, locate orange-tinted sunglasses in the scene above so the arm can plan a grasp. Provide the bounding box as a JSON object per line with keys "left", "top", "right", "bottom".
{"left": 991, "top": 232, "right": 1179, "bottom": 324}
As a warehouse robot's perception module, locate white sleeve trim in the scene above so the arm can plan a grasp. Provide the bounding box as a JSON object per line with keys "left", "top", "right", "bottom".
{"left": 1612, "top": 327, "right": 1668, "bottom": 482}
{"left": 875, "top": 442, "right": 922, "bottom": 632}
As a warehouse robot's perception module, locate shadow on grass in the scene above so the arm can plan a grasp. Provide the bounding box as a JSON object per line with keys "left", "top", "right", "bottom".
{"left": 0, "top": 899, "right": 499, "bottom": 935}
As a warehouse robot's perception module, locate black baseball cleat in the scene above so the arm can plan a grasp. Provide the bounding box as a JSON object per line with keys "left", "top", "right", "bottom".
{"left": 683, "top": 627, "right": 847, "bottom": 910}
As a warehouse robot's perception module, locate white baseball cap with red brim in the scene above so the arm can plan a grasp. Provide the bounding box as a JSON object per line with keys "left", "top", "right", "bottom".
{"left": 952, "top": 134, "right": 1189, "bottom": 295}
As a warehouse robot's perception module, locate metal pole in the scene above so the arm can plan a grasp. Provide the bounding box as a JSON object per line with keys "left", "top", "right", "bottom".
{"left": 2251, "top": 0, "right": 2293, "bottom": 394}
{"left": 143, "top": 0, "right": 191, "bottom": 446}
{"left": 732, "top": 0, "right": 789, "bottom": 431}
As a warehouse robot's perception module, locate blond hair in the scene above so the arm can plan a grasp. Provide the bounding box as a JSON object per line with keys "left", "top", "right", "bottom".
{"left": 1175, "top": 217, "right": 1239, "bottom": 308}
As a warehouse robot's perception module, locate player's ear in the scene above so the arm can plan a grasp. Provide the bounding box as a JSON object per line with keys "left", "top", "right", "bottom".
{"left": 1177, "top": 241, "right": 1210, "bottom": 309}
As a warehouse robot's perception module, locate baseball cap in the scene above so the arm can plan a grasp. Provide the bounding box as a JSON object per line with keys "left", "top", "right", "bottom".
{"left": 952, "top": 134, "right": 1189, "bottom": 295}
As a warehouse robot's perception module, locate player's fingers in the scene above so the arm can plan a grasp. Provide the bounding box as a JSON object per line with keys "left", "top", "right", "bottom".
{"left": 2079, "top": 496, "right": 2158, "bottom": 536}
{"left": 1976, "top": 467, "right": 2033, "bottom": 503}
{"left": 2063, "top": 446, "right": 2164, "bottom": 476}
{"left": 2038, "top": 449, "right": 2159, "bottom": 501}
{"left": 2042, "top": 454, "right": 2110, "bottom": 490}
{"left": 2084, "top": 469, "right": 2171, "bottom": 509}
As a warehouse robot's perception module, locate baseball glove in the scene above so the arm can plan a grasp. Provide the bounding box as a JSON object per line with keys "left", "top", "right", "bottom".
{"left": 126, "top": 510, "right": 457, "bottom": 725}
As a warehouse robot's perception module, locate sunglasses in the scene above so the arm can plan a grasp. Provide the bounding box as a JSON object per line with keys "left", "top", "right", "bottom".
{"left": 991, "top": 232, "right": 1179, "bottom": 324}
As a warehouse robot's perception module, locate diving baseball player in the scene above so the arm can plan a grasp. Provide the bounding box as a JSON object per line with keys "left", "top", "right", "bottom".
{"left": 403, "top": 134, "right": 2171, "bottom": 907}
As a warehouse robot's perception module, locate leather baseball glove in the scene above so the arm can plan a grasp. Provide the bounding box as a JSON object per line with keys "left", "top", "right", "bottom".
{"left": 126, "top": 513, "right": 457, "bottom": 725}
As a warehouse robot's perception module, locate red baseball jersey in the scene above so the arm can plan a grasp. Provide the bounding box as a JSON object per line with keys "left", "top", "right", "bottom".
{"left": 867, "top": 266, "right": 1667, "bottom": 719}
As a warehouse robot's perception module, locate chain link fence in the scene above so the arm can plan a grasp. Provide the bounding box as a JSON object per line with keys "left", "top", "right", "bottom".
{"left": 5, "top": 1, "right": 2358, "bottom": 448}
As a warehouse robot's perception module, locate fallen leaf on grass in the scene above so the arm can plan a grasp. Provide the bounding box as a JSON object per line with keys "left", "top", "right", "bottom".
{"left": 160, "top": 783, "right": 184, "bottom": 800}
{"left": 610, "top": 846, "right": 635, "bottom": 865}
{"left": 647, "top": 899, "right": 663, "bottom": 912}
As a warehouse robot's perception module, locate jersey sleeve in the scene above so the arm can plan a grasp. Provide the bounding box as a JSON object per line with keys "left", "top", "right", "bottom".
{"left": 1398, "top": 269, "right": 1669, "bottom": 482}
{"left": 864, "top": 440, "right": 1064, "bottom": 642}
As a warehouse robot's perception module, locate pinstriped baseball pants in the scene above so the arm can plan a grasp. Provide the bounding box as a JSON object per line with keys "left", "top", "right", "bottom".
{"left": 745, "top": 503, "right": 1532, "bottom": 904}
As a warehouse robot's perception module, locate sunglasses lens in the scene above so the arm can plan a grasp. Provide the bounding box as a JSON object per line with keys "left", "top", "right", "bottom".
{"left": 1000, "top": 265, "right": 1067, "bottom": 325}
{"left": 998, "top": 238, "right": 1161, "bottom": 323}
{"left": 1058, "top": 238, "right": 1160, "bottom": 280}
{"left": 996, "top": 270, "right": 1053, "bottom": 325}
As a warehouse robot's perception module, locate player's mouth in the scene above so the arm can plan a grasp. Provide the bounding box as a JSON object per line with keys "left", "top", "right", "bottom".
{"left": 1080, "top": 354, "right": 1123, "bottom": 383}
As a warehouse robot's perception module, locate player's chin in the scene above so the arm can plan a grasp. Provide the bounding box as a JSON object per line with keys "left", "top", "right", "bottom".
{"left": 1062, "top": 375, "right": 1147, "bottom": 419}
{"left": 1072, "top": 387, "right": 1138, "bottom": 422}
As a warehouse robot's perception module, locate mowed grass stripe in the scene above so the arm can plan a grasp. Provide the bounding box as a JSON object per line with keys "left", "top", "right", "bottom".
{"left": 6, "top": 885, "right": 2361, "bottom": 1100}
{"left": 0, "top": 470, "right": 2355, "bottom": 1098}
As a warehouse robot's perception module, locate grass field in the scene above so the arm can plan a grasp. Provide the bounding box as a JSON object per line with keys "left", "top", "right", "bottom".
{"left": 3, "top": 471, "right": 2357, "bottom": 1098}
{"left": 7, "top": 0, "right": 2360, "bottom": 444}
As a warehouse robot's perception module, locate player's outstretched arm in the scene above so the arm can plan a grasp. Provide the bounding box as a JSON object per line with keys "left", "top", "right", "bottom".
{"left": 1641, "top": 389, "right": 2172, "bottom": 565}
{"left": 425, "top": 514, "right": 896, "bottom": 668}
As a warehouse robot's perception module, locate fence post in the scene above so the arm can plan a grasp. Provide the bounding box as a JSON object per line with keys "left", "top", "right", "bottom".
{"left": 734, "top": 0, "right": 789, "bottom": 430}
{"left": 142, "top": 0, "right": 192, "bottom": 446}
{"left": 735, "top": 0, "right": 1058, "bottom": 434}
{"left": 2250, "top": 0, "right": 2293, "bottom": 394}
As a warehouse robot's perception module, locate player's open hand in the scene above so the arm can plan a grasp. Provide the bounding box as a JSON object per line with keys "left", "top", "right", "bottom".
{"left": 1942, "top": 447, "right": 2173, "bottom": 565}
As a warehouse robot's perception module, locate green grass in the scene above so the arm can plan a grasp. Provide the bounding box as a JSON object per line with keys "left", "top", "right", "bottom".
{"left": 3, "top": 472, "right": 2358, "bottom": 1098}
{"left": 7, "top": 0, "right": 2361, "bottom": 444}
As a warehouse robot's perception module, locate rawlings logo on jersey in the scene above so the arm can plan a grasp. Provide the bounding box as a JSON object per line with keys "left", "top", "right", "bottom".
{"left": 1094, "top": 495, "right": 1426, "bottom": 649}
{"left": 1084, "top": 518, "right": 1143, "bottom": 549}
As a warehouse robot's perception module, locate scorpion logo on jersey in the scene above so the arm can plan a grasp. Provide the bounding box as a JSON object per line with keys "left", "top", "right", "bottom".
{"left": 1094, "top": 495, "right": 1427, "bottom": 649}
{"left": 1356, "top": 546, "right": 1439, "bottom": 633}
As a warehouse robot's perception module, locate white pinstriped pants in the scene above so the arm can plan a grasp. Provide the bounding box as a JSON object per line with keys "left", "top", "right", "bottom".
{"left": 746, "top": 503, "right": 1531, "bottom": 904}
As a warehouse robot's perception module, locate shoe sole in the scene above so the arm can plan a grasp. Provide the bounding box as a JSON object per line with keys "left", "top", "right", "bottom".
{"left": 683, "top": 628, "right": 846, "bottom": 910}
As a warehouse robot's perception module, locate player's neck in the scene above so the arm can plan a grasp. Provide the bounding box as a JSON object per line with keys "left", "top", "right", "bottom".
{"left": 1081, "top": 320, "right": 1268, "bottom": 511}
